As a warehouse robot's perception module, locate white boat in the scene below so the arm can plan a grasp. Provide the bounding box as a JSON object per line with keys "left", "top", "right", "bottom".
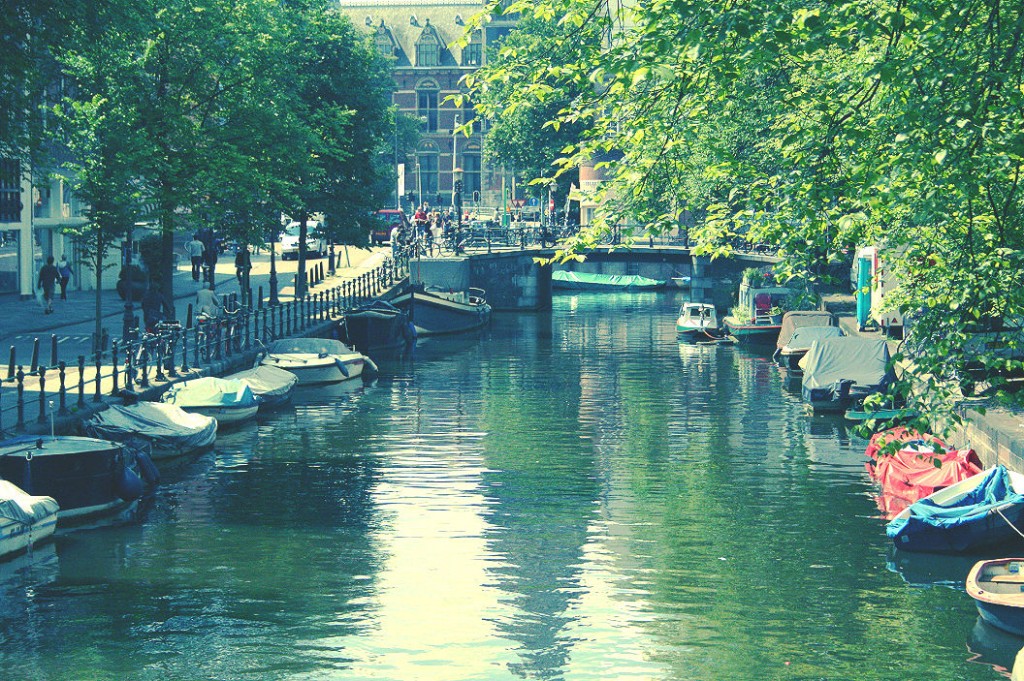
{"left": 260, "top": 338, "right": 368, "bottom": 384}
{"left": 676, "top": 302, "right": 721, "bottom": 340}
{"left": 0, "top": 480, "right": 59, "bottom": 560}
{"left": 84, "top": 402, "right": 217, "bottom": 459}
{"left": 224, "top": 365, "right": 299, "bottom": 409}
{"left": 161, "top": 377, "right": 259, "bottom": 424}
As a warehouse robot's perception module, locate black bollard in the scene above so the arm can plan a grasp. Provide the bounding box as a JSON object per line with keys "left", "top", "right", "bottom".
{"left": 258, "top": 286, "right": 264, "bottom": 309}
{"left": 7, "top": 346, "right": 14, "bottom": 379}
{"left": 77, "top": 355, "right": 86, "bottom": 408}
{"left": 50, "top": 334, "right": 58, "bottom": 367}
{"left": 16, "top": 367, "right": 25, "bottom": 431}
{"left": 30, "top": 338, "right": 39, "bottom": 373}
{"left": 110, "top": 340, "right": 120, "bottom": 395}
{"left": 58, "top": 361, "right": 68, "bottom": 415}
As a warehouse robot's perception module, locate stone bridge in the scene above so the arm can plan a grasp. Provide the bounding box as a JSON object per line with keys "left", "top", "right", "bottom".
{"left": 413, "top": 246, "right": 780, "bottom": 311}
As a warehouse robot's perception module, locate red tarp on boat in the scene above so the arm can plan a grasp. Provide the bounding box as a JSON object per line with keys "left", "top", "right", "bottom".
{"left": 865, "top": 427, "right": 983, "bottom": 518}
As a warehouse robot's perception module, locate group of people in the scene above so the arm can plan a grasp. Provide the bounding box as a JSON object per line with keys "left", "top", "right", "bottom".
{"left": 36, "top": 255, "right": 73, "bottom": 314}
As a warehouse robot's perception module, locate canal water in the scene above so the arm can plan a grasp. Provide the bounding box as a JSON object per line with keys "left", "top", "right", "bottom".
{"left": 0, "top": 292, "right": 1017, "bottom": 680}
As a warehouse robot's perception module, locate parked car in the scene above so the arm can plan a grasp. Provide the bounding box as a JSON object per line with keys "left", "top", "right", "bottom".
{"left": 280, "top": 220, "right": 326, "bottom": 260}
{"left": 373, "top": 210, "right": 408, "bottom": 245}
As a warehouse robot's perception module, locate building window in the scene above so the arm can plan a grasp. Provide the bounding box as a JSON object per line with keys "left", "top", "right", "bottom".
{"left": 374, "top": 25, "right": 395, "bottom": 58}
{"left": 462, "top": 32, "right": 482, "bottom": 67}
{"left": 418, "top": 151, "right": 439, "bottom": 200}
{"left": 463, "top": 150, "right": 481, "bottom": 197}
{"left": 417, "top": 86, "right": 438, "bottom": 132}
{"left": 0, "top": 159, "right": 22, "bottom": 224}
{"left": 416, "top": 23, "right": 442, "bottom": 67}
{"left": 463, "top": 99, "right": 480, "bottom": 133}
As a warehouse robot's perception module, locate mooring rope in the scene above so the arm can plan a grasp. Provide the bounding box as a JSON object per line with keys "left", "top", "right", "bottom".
{"left": 995, "top": 505, "right": 1024, "bottom": 540}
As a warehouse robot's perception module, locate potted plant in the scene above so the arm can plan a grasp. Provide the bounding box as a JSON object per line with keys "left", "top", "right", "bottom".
{"left": 768, "top": 305, "right": 784, "bottom": 324}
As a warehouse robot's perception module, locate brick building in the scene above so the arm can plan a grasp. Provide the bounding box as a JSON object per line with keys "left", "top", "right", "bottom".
{"left": 338, "top": 0, "right": 516, "bottom": 211}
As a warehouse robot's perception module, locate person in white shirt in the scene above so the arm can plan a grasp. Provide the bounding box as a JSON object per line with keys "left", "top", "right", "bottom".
{"left": 185, "top": 235, "right": 205, "bottom": 282}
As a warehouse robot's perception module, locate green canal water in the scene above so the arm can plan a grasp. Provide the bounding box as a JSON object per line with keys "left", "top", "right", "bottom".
{"left": 0, "top": 292, "right": 1017, "bottom": 680}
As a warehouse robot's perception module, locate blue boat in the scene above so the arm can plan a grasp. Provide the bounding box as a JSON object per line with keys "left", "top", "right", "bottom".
{"left": 967, "top": 558, "right": 1024, "bottom": 637}
{"left": 887, "top": 466, "right": 1024, "bottom": 553}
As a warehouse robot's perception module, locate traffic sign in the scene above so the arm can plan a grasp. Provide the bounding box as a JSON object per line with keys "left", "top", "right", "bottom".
{"left": 526, "top": 197, "right": 539, "bottom": 207}
{"left": 513, "top": 198, "right": 526, "bottom": 208}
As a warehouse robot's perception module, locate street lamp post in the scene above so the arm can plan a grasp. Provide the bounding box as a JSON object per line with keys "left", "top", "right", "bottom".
{"left": 121, "top": 227, "right": 135, "bottom": 339}
{"left": 452, "top": 115, "right": 463, "bottom": 254}
{"left": 268, "top": 222, "right": 280, "bottom": 306}
{"left": 416, "top": 159, "right": 421, "bottom": 213}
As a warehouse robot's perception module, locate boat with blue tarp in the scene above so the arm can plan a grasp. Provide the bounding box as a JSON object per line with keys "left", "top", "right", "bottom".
{"left": 887, "top": 465, "right": 1024, "bottom": 553}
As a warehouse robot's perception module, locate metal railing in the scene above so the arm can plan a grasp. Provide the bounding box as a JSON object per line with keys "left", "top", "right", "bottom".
{"left": 0, "top": 256, "right": 408, "bottom": 436}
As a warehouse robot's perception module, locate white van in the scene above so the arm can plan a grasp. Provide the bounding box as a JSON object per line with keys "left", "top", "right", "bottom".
{"left": 280, "top": 220, "right": 326, "bottom": 260}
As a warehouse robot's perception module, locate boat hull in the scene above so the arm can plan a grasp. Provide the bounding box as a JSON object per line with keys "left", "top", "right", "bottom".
{"left": 888, "top": 469, "right": 1024, "bottom": 553}
{"left": 390, "top": 291, "right": 491, "bottom": 336}
{"left": 260, "top": 355, "right": 364, "bottom": 385}
{"left": 343, "top": 305, "right": 411, "bottom": 352}
{"left": 0, "top": 437, "right": 143, "bottom": 521}
{"left": 723, "top": 319, "right": 782, "bottom": 344}
{"left": 0, "top": 513, "right": 57, "bottom": 559}
{"left": 967, "top": 559, "right": 1024, "bottom": 636}
{"left": 185, "top": 404, "right": 259, "bottom": 425}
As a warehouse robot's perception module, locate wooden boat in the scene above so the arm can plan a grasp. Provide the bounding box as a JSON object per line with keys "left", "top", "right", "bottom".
{"left": 800, "top": 336, "right": 895, "bottom": 412}
{"left": 886, "top": 466, "right": 1024, "bottom": 553}
{"left": 774, "top": 311, "right": 841, "bottom": 369}
{"left": 341, "top": 299, "right": 412, "bottom": 352}
{"left": 224, "top": 365, "right": 299, "bottom": 410}
{"left": 967, "top": 558, "right": 1024, "bottom": 636}
{"left": 0, "top": 436, "right": 155, "bottom": 522}
{"left": 389, "top": 285, "right": 492, "bottom": 336}
{"left": 260, "top": 338, "right": 368, "bottom": 384}
{"left": 551, "top": 270, "right": 665, "bottom": 291}
{"left": 84, "top": 402, "right": 217, "bottom": 459}
{"left": 0, "top": 480, "right": 59, "bottom": 559}
{"left": 676, "top": 302, "right": 722, "bottom": 340}
{"left": 161, "top": 377, "right": 259, "bottom": 425}
{"left": 722, "top": 283, "right": 795, "bottom": 344}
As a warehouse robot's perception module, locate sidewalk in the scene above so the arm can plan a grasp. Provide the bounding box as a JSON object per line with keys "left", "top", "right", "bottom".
{"left": 0, "top": 245, "right": 389, "bottom": 344}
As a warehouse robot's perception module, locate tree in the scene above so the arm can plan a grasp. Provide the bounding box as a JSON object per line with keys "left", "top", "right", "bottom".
{"left": 469, "top": 0, "right": 1024, "bottom": 424}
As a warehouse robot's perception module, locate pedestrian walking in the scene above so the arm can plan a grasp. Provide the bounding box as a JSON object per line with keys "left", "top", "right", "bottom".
{"left": 234, "top": 246, "right": 251, "bottom": 283}
{"left": 37, "top": 256, "right": 60, "bottom": 314}
{"left": 57, "top": 254, "right": 72, "bottom": 300}
{"left": 185, "top": 234, "right": 205, "bottom": 282}
{"left": 196, "top": 282, "right": 223, "bottom": 318}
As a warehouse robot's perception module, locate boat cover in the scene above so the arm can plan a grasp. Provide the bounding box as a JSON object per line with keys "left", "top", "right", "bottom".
{"left": 776, "top": 311, "right": 839, "bottom": 349}
{"left": 162, "top": 377, "right": 258, "bottom": 408}
{"left": 226, "top": 365, "right": 298, "bottom": 398}
{"left": 346, "top": 299, "right": 403, "bottom": 319}
{"left": 552, "top": 271, "right": 665, "bottom": 289}
{"left": 800, "top": 337, "right": 894, "bottom": 392}
{"left": 886, "top": 466, "right": 1024, "bottom": 539}
{"left": 865, "top": 428, "right": 982, "bottom": 519}
{"left": 0, "top": 479, "right": 59, "bottom": 524}
{"left": 782, "top": 326, "right": 844, "bottom": 353}
{"left": 85, "top": 402, "right": 217, "bottom": 450}
{"left": 266, "top": 337, "right": 355, "bottom": 357}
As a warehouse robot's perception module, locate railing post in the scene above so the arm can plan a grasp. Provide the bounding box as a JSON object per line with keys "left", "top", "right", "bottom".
{"left": 154, "top": 338, "right": 165, "bottom": 382}
{"left": 36, "top": 366, "right": 47, "bottom": 424}
{"left": 94, "top": 348, "right": 102, "bottom": 402}
{"left": 167, "top": 331, "right": 178, "bottom": 377}
{"left": 58, "top": 361, "right": 68, "bottom": 415}
{"left": 16, "top": 367, "right": 25, "bottom": 432}
{"left": 77, "top": 355, "right": 86, "bottom": 408}
{"left": 286, "top": 302, "right": 292, "bottom": 336}
{"left": 245, "top": 308, "right": 251, "bottom": 350}
{"left": 186, "top": 303, "right": 194, "bottom": 330}
{"left": 111, "top": 340, "right": 120, "bottom": 395}
{"left": 181, "top": 327, "right": 190, "bottom": 374}
{"left": 193, "top": 326, "right": 201, "bottom": 368}
{"left": 138, "top": 342, "right": 150, "bottom": 388}
{"left": 258, "top": 286, "right": 264, "bottom": 309}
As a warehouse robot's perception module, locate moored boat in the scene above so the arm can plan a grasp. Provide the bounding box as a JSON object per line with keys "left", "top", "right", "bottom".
{"left": 967, "top": 558, "right": 1024, "bottom": 637}
{"left": 389, "top": 285, "right": 492, "bottom": 336}
{"left": 552, "top": 270, "right": 665, "bottom": 291}
{"left": 676, "top": 302, "right": 722, "bottom": 340}
{"left": 340, "top": 299, "right": 412, "bottom": 352}
{"left": 224, "top": 365, "right": 299, "bottom": 410}
{"left": 800, "top": 336, "right": 895, "bottom": 412}
{"left": 0, "top": 436, "right": 153, "bottom": 522}
{"left": 886, "top": 465, "right": 1024, "bottom": 553}
{"left": 161, "top": 377, "right": 259, "bottom": 424}
{"left": 260, "top": 338, "right": 368, "bottom": 384}
{"left": 774, "top": 311, "right": 842, "bottom": 369}
{"left": 722, "top": 282, "right": 795, "bottom": 344}
{"left": 84, "top": 402, "right": 218, "bottom": 459}
{"left": 0, "top": 480, "right": 59, "bottom": 559}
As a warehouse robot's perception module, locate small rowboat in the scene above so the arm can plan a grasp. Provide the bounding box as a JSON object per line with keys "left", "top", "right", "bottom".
{"left": 967, "top": 558, "right": 1024, "bottom": 637}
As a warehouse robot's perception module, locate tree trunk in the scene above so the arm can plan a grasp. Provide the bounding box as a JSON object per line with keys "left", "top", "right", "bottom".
{"left": 296, "top": 211, "right": 308, "bottom": 299}
{"left": 94, "top": 249, "right": 104, "bottom": 354}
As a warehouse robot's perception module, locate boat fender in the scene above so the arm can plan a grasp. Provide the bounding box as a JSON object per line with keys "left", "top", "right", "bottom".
{"left": 136, "top": 450, "right": 161, "bottom": 486}
{"left": 405, "top": 321, "right": 418, "bottom": 340}
{"left": 334, "top": 358, "right": 350, "bottom": 377}
{"left": 115, "top": 464, "right": 145, "bottom": 501}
